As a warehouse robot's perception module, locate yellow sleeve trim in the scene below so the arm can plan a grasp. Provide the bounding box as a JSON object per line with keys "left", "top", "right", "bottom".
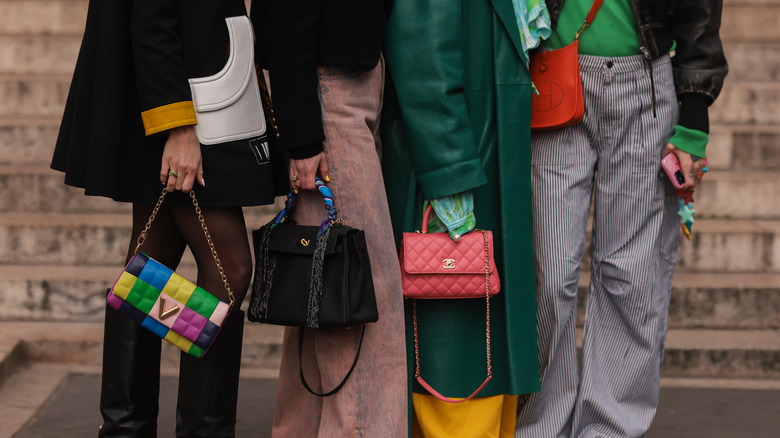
{"left": 141, "top": 101, "right": 198, "bottom": 136}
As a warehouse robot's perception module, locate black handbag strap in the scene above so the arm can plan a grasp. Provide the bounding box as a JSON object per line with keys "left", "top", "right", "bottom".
{"left": 298, "top": 325, "right": 366, "bottom": 397}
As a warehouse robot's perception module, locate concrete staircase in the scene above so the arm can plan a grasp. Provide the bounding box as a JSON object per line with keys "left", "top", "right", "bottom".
{"left": 0, "top": 0, "right": 778, "bottom": 392}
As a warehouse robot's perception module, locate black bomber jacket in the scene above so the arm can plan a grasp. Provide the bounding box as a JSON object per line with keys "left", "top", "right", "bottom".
{"left": 545, "top": 0, "right": 729, "bottom": 133}
{"left": 251, "top": 0, "right": 393, "bottom": 159}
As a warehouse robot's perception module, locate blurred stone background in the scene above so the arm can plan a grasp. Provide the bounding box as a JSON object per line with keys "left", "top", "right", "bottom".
{"left": 0, "top": 0, "right": 778, "bottom": 435}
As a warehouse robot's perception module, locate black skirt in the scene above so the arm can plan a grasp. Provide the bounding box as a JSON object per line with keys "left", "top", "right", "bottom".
{"left": 50, "top": 0, "right": 288, "bottom": 207}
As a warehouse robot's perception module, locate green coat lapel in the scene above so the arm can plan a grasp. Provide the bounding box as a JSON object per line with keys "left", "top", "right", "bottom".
{"left": 489, "top": 0, "right": 525, "bottom": 59}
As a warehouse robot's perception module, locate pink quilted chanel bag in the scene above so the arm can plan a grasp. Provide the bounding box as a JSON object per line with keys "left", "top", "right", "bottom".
{"left": 400, "top": 207, "right": 500, "bottom": 299}
{"left": 399, "top": 204, "right": 500, "bottom": 403}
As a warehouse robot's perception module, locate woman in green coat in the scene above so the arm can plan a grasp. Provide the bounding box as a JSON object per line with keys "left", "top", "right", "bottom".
{"left": 382, "top": 0, "right": 545, "bottom": 435}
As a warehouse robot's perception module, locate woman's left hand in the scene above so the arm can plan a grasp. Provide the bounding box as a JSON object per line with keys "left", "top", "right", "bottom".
{"left": 160, "top": 126, "right": 204, "bottom": 192}
{"left": 661, "top": 143, "right": 706, "bottom": 191}
{"left": 289, "top": 151, "right": 329, "bottom": 192}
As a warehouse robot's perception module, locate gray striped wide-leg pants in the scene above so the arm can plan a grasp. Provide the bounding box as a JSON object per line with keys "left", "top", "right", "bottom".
{"left": 516, "top": 54, "right": 682, "bottom": 438}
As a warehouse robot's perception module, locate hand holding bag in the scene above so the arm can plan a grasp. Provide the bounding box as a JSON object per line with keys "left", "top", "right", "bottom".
{"left": 400, "top": 204, "right": 499, "bottom": 403}
{"left": 530, "top": 0, "right": 603, "bottom": 131}
{"left": 248, "top": 178, "right": 378, "bottom": 396}
{"left": 106, "top": 190, "right": 235, "bottom": 358}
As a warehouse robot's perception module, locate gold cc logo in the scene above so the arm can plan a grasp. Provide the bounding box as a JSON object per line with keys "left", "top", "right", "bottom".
{"left": 442, "top": 259, "right": 456, "bottom": 270}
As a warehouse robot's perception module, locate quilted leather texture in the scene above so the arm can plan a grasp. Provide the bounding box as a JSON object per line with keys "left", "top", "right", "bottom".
{"left": 400, "top": 231, "right": 500, "bottom": 299}
{"left": 107, "top": 252, "right": 230, "bottom": 358}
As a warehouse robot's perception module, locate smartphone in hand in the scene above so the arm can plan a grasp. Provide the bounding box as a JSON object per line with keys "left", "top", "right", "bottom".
{"left": 661, "top": 153, "right": 685, "bottom": 189}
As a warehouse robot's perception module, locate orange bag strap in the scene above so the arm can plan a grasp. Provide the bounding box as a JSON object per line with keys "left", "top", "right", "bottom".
{"left": 575, "top": 0, "right": 605, "bottom": 39}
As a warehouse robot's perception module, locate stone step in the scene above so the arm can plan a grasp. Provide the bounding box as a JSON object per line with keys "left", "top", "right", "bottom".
{"left": 0, "top": 164, "right": 284, "bottom": 218}
{"left": 0, "top": 0, "right": 775, "bottom": 42}
{"left": 0, "top": 0, "right": 87, "bottom": 37}
{"left": 710, "top": 82, "right": 780, "bottom": 126}
{"left": 0, "top": 119, "right": 60, "bottom": 166}
{"left": 2, "top": 320, "right": 777, "bottom": 381}
{"left": 578, "top": 219, "right": 780, "bottom": 274}
{"left": 695, "top": 172, "right": 780, "bottom": 219}
{"left": 577, "top": 272, "right": 780, "bottom": 330}
{"left": 661, "top": 329, "right": 780, "bottom": 380}
{"left": 0, "top": 209, "right": 277, "bottom": 265}
{"left": 723, "top": 42, "right": 780, "bottom": 83}
{"left": 1, "top": 122, "right": 775, "bottom": 174}
{"left": 0, "top": 35, "right": 80, "bottom": 75}
{"left": 674, "top": 219, "right": 780, "bottom": 273}
{"left": 1, "top": 74, "right": 776, "bottom": 127}
{"left": 721, "top": 2, "right": 780, "bottom": 43}
{"left": 0, "top": 320, "right": 284, "bottom": 377}
{"left": 0, "top": 165, "right": 131, "bottom": 214}
{"left": 708, "top": 125, "right": 780, "bottom": 172}
{"left": 4, "top": 264, "right": 777, "bottom": 331}
{"left": 0, "top": 76, "right": 69, "bottom": 118}
{"left": 2, "top": 215, "right": 778, "bottom": 270}
{"left": 15, "top": 35, "right": 780, "bottom": 84}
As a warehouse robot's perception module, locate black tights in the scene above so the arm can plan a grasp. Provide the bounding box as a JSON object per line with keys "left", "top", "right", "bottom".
{"left": 128, "top": 202, "right": 252, "bottom": 306}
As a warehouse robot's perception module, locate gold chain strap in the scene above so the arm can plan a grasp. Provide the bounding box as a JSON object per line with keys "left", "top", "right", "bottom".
{"left": 482, "top": 230, "right": 492, "bottom": 379}
{"left": 413, "top": 230, "right": 493, "bottom": 380}
{"left": 134, "top": 189, "right": 236, "bottom": 309}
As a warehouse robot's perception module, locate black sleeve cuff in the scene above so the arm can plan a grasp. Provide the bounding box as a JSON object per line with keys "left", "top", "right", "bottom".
{"left": 677, "top": 93, "right": 710, "bottom": 134}
{"left": 288, "top": 142, "right": 324, "bottom": 159}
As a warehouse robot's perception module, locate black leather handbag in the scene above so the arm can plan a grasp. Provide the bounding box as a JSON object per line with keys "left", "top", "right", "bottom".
{"left": 248, "top": 179, "right": 378, "bottom": 396}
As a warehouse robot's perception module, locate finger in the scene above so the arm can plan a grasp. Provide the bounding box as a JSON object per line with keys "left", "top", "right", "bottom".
{"left": 302, "top": 165, "right": 318, "bottom": 190}
{"left": 319, "top": 157, "right": 330, "bottom": 182}
{"left": 181, "top": 169, "right": 197, "bottom": 192}
{"left": 289, "top": 162, "right": 300, "bottom": 193}
{"left": 678, "top": 156, "right": 697, "bottom": 190}
{"left": 660, "top": 143, "right": 675, "bottom": 158}
{"left": 166, "top": 173, "right": 177, "bottom": 192}
{"left": 160, "top": 161, "right": 171, "bottom": 185}
{"left": 197, "top": 164, "right": 205, "bottom": 187}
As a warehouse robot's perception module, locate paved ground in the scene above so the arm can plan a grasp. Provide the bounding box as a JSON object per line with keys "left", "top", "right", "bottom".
{"left": 10, "top": 373, "right": 780, "bottom": 437}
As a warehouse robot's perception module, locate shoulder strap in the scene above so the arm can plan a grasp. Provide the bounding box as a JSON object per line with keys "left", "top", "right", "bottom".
{"left": 575, "top": 0, "right": 605, "bottom": 39}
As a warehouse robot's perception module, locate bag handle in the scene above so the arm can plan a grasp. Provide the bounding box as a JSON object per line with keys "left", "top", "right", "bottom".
{"left": 575, "top": 0, "right": 604, "bottom": 39}
{"left": 134, "top": 189, "right": 235, "bottom": 309}
{"left": 270, "top": 178, "right": 340, "bottom": 237}
{"left": 420, "top": 203, "right": 434, "bottom": 233}
{"left": 298, "top": 325, "right": 366, "bottom": 397}
{"left": 411, "top": 229, "right": 494, "bottom": 403}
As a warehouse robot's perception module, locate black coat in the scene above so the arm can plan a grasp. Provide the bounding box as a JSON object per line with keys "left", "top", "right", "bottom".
{"left": 250, "top": 0, "right": 393, "bottom": 158}
{"left": 52, "top": 0, "right": 286, "bottom": 206}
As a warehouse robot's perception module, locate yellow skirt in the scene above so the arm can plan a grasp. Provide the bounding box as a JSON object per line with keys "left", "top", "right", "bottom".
{"left": 411, "top": 393, "right": 518, "bottom": 438}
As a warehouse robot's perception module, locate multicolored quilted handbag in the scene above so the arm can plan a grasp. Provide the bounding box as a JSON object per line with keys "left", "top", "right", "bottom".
{"left": 399, "top": 204, "right": 499, "bottom": 403}
{"left": 106, "top": 189, "right": 235, "bottom": 358}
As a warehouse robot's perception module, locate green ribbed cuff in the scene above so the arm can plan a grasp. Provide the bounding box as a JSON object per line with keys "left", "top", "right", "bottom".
{"left": 668, "top": 125, "right": 708, "bottom": 158}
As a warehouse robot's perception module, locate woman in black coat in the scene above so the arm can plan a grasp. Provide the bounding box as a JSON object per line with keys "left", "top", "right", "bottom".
{"left": 52, "top": 1, "right": 284, "bottom": 436}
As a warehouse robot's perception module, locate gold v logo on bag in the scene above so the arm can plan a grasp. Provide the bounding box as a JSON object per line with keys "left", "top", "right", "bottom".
{"left": 297, "top": 238, "right": 311, "bottom": 247}
{"left": 159, "top": 297, "right": 180, "bottom": 320}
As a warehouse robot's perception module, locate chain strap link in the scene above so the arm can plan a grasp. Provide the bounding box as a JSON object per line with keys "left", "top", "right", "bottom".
{"left": 134, "top": 189, "right": 236, "bottom": 309}
{"left": 412, "top": 230, "right": 493, "bottom": 382}
{"left": 482, "top": 230, "right": 492, "bottom": 379}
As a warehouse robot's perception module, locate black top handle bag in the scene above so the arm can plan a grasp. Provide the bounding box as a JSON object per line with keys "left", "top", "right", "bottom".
{"left": 248, "top": 178, "right": 378, "bottom": 396}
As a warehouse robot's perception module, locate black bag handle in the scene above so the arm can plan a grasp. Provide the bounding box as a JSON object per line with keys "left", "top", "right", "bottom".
{"left": 298, "top": 325, "right": 366, "bottom": 397}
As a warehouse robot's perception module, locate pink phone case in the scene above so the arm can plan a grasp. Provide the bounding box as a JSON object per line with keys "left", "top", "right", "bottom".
{"left": 661, "top": 153, "right": 685, "bottom": 189}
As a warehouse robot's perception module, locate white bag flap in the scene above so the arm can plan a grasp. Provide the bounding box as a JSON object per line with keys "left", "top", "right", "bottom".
{"left": 188, "top": 16, "right": 256, "bottom": 113}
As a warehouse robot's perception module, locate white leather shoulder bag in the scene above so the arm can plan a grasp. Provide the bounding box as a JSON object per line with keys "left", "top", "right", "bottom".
{"left": 188, "top": 16, "right": 266, "bottom": 145}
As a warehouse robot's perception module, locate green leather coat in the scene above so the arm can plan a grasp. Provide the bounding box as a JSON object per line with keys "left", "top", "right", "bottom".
{"left": 382, "top": 0, "right": 541, "bottom": 398}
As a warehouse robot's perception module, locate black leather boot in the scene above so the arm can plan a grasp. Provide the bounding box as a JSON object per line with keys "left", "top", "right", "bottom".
{"left": 99, "top": 304, "right": 162, "bottom": 437}
{"left": 175, "top": 310, "right": 244, "bottom": 438}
